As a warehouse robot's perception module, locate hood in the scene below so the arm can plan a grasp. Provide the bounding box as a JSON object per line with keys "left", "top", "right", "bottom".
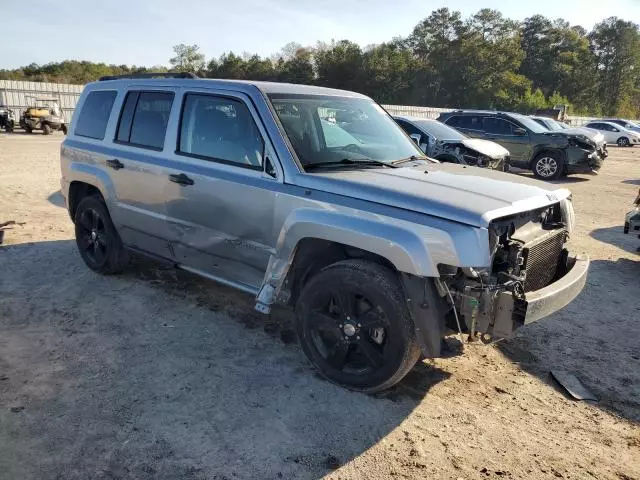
{"left": 296, "top": 163, "right": 571, "bottom": 228}
{"left": 557, "top": 127, "right": 605, "bottom": 145}
{"left": 542, "top": 130, "right": 600, "bottom": 148}
{"left": 460, "top": 138, "right": 510, "bottom": 158}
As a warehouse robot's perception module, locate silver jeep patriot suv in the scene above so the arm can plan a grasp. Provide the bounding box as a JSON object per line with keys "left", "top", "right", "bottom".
{"left": 61, "top": 73, "right": 589, "bottom": 392}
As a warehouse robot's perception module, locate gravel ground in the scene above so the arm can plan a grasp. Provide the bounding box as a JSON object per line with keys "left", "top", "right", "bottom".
{"left": 0, "top": 133, "right": 639, "bottom": 480}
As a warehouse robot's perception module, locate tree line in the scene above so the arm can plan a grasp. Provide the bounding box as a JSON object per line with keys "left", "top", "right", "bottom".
{"left": 2, "top": 8, "right": 639, "bottom": 118}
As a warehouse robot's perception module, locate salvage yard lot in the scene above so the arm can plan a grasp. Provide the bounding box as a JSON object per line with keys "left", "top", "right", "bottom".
{"left": 0, "top": 133, "right": 638, "bottom": 480}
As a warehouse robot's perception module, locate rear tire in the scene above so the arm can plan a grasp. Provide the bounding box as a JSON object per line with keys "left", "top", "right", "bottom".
{"left": 61, "top": 124, "right": 68, "bottom": 135}
{"left": 42, "top": 124, "right": 51, "bottom": 135}
{"left": 74, "top": 195, "right": 128, "bottom": 274}
{"left": 295, "top": 259, "right": 421, "bottom": 393}
{"left": 532, "top": 152, "right": 564, "bottom": 180}
{"left": 24, "top": 126, "right": 33, "bottom": 134}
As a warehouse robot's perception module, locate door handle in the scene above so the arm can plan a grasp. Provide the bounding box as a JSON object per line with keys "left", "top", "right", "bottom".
{"left": 169, "top": 173, "right": 194, "bottom": 186}
{"left": 106, "top": 159, "right": 124, "bottom": 170}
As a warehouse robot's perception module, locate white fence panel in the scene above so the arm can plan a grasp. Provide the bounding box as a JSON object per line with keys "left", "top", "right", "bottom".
{"left": 0, "top": 80, "right": 83, "bottom": 123}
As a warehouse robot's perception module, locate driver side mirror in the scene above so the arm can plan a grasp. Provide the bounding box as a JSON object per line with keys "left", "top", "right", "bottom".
{"left": 612, "top": 128, "right": 619, "bottom": 132}
{"left": 513, "top": 127, "right": 527, "bottom": 136}
{"left": 410, "top": 133, "right": 422, "bottom": 145}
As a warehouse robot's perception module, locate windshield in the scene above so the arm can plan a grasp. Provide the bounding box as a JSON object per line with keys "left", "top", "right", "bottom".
{"left": 511, "top": 114, "right": 548, "bottom": 133}
{"left": 268, "top": 94, "right": 425, "bottom": 168}
{"left": 413, "top": 119, "right": 467, "bottom": 140}
{"left": 538, "top": 118, "right": 565, "bottom": 131}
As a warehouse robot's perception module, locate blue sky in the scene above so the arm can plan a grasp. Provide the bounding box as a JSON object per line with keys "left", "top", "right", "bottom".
{"left": 3, "top": 0, "right": 640, "bottom": 69}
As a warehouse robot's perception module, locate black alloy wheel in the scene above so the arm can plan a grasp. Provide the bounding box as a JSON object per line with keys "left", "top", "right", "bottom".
{"left": 296, "top": 260, "right": 420, "bottom": 392}
{"left": 74, "top": 195, "right": 128, "bottom": 274}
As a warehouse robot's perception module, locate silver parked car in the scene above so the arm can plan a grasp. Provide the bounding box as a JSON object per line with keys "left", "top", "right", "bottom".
{"left": 61, "top": 74, "right": 589, "bottom": 392}
{"left": 393, "top": 116, "right": 510, "bottom": 171}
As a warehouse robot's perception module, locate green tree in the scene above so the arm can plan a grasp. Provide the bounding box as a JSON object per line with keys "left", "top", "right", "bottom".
{"left": 520, "top": 16, "right": 598, "bottom": 112}
{"left": 277, "top": 47, "right": 315, "bottom": 84}
{"left": 590, "top": 18, "right": 640, "bottom": 116}
{"left": 314, "top": 40, "right": 364, "bottom": 91}
{"left": 169, "top": 44, "right": 206, "bottom": 73}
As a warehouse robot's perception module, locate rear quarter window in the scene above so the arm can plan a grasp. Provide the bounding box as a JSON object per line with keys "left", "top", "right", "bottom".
{"left": 74, "top": 90, "right": 117, "bottom": 140}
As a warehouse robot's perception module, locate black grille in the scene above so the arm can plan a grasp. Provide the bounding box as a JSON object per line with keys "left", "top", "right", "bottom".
{"left": 523, "top": 230, "right": 566, "bottom": 292}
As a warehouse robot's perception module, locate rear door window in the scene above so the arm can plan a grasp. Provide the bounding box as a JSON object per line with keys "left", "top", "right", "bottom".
{"left": 116, "top": 91, "right": 174, "bottom": 150}
{"left": 445, "top": 115, "right": 482, "bottom": 131}
{"left": 74, "top": 90, "right": 117, "bottom": 140}
{"left": 483, "top": 117, "right": 518, "bottom": 135}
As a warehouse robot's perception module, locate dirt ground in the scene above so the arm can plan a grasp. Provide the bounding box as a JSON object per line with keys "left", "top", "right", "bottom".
{"left": 0, "top": 132, "right": 638, "bottom": 480}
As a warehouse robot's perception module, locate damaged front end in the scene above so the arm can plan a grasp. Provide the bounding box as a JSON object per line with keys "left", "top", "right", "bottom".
{"left": 404, "top": 200, "right": 589, "bottom": 357}
{"left": 431, "top": 140, "right": 509, "bottom": 171}
{"left": 442, "top": 201, "right": 589, "bottom": 342}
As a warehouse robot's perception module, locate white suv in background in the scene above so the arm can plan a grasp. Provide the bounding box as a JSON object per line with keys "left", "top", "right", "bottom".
{"left": 584, "top": 120, "right": 640, "bottom": 147}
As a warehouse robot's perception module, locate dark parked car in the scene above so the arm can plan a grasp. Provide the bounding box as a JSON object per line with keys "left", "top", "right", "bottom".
{"left": 530, "top": 116, "right": 608, "bottom": 160}
{"left": 394, "top": 116, "right": 510, "bottom": 171}
{"left": 438, "top": 110, "right": 603, "bottom": 180}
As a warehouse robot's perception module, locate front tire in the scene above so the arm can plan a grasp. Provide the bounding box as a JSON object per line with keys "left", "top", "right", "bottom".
{"left": 42, "top": 123, "right": 51, "bottom": 135}
{"left": 532, "top": 152, "right": 564, "bottom": 180}
{"left": 295, "top": 259, "right": 421, "bottom": 393}
{"left": 74, "top": 195, "right": 128, "bottom": 274}
{"left": 617, "top": 137, "right": 629, "bottom": 147}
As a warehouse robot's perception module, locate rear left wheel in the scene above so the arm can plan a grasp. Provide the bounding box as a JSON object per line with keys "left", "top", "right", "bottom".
{"left": 42, "top": 123, "right": 51, "bottom": 135}
{"left": 74, "top": 195, "right": 128, "bottom": 274}
{"left": 295, "top": 259, "right": 421, "bottom": 392}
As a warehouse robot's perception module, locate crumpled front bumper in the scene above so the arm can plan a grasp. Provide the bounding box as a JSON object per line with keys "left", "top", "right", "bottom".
{"left": 475, "top": 254, "right": 590, "bottom": 339}
{"left": 566, "top": 148, "right": 603, "bottom": 174}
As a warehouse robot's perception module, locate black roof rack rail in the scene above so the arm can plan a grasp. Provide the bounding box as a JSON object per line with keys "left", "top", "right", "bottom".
{"left": 98, "top": 72, "right": 199, "bottom": 81}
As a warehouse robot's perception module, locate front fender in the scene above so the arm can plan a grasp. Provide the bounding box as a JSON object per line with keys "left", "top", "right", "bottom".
{"left": 255, "top": 207, "right": 488, "bottom": 310}
{"left": 278, "top": 208, "right": 438, "bottom": 275}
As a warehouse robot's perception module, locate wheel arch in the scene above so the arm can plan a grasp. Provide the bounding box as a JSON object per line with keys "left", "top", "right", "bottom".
{"left": 254, "top": 208, "right": 478, "bottom": 312}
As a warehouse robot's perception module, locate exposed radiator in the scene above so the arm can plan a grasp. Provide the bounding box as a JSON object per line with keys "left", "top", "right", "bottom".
{"left": 523, "top": 229, "right": 566, "bottom": 292}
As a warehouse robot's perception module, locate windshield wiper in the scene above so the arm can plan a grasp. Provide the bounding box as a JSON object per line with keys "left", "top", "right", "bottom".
{"left": 305, "top": 158, "right": 398, "bottom": 170}
{"left": 392, "top": 155, "right": 429, "bottom": 165}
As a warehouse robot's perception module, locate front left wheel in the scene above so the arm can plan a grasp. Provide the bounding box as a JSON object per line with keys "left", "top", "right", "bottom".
{"left": 533, "top": 152, "right": 564, "bottom": 180}
{"left": 74, "top": 195, "right": 128, "bottom": 274}
{"left": 295, "top": 259, "right": 421, "bottom": 392}
{"left": 617, "top": 137, "right": 629, "bottom": 147}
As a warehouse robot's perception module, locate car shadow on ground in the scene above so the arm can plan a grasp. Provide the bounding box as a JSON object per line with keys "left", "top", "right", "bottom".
{"left": 497, "top": 258, "right": 640, "bottom": 424}
{"left": 548, "top": 176, "right": 591, "bottom": 184}
{"left": 0, "top": 239, "right": 452, "bottom": 480}
{"left": 621, "top": 179, "right": 640, "bottom": 186}
{"left": 590, "top": 225, "right": 639, "bottom": 254}
{"left": 47, "top": 190, "right": 65, "bottom": 208}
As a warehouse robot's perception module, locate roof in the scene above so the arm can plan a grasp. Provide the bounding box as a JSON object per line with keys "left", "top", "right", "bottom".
{"left": 91, "top": 76, "right": 367, "bottom": 99}
{"left": 392, "top": 115, "right": 439, "bottom": 123}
